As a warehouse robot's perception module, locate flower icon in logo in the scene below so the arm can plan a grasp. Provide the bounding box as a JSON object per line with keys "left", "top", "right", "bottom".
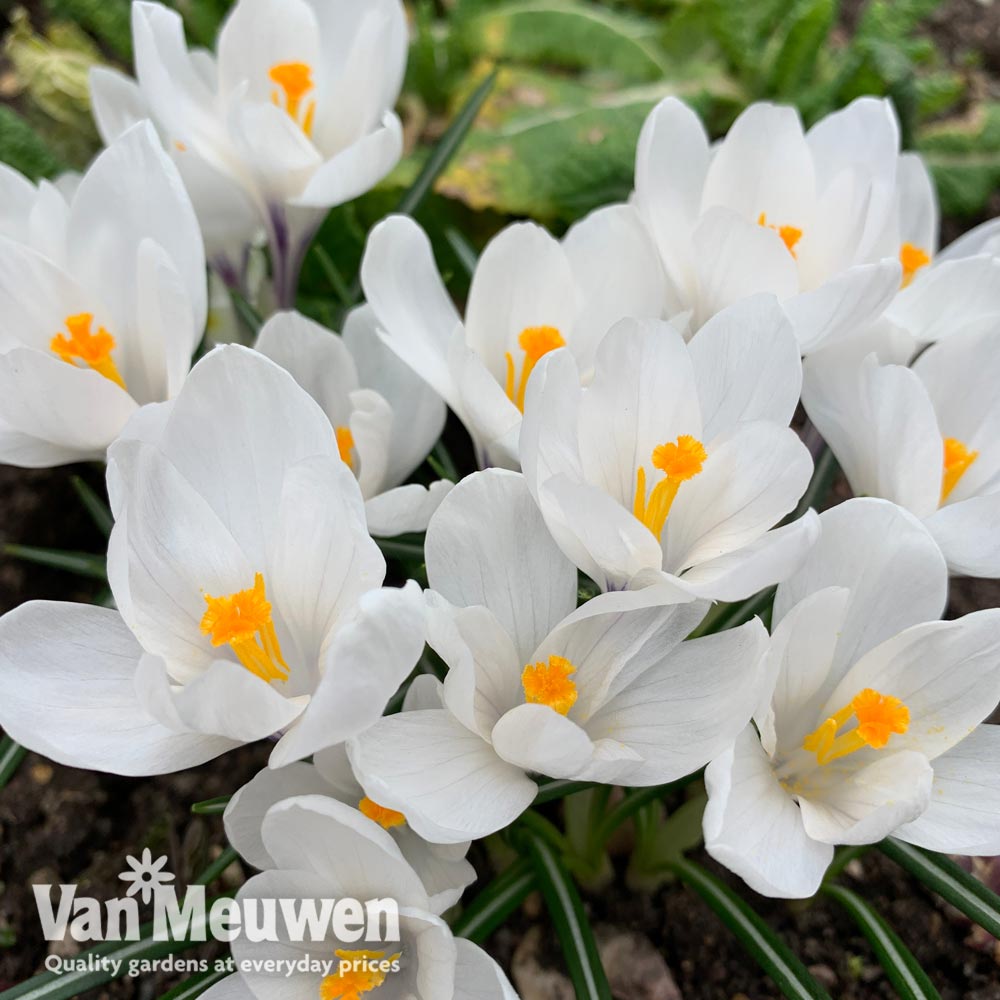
{"left": 118, "top": 849, "right": 174, "bottom": 904}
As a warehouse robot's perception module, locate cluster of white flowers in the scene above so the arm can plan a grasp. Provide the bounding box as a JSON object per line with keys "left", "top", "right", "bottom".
{"left": 2, "top": 1, "right": 1000, "bottom": 996}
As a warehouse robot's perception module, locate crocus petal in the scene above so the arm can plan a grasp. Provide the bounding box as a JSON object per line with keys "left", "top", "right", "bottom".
{"left": 89, "top": 66, "right": 150, "bottom": 144}
{"left": 895, "top": 725, "right": 1000, "bottom": 855}
{"left": 361, "top": 215, "right": 461, "bottom": 407}
{"left": 896, "top": 152, "right": 938, "bottom": 254}
{"left": 425, "top": 469, "right": 577, "bottom": 665}
{"left": 197, "top": 975, "right": 251, "bottom": 1000}
{"left": 584, "top": 619, "right": 769, "bottom": 785}
{"left": 224, "top": 762, "right": 334, "bottom": 869}
{"left": 0, "top": 348, "right": 137, "bottom": 467}
{"left": 454, "top": 939, "right": 520, "bottom": 1000}
{"left": 259, "top": 794, "right": 429, "bottom": 907}
{"left": 925, "top": 495, "right": 1000, "bottom": 577}
{"left": 664, "top": 422, "right": 813, "bottom": 575}
{"left": 269, "top": 581, "right": 424, "bottom": 766}
{"left": 562, "top": 204, "right": 666, "bottom": 373}
{"left": 349, "top": 710, "right": 538, "bottom": 844}
{"left": 365, "top": 482, "right": 454, "bottom": 538}
{"left": 691, "top": 208, "right": 799, "bottom": 324}
{"left": 294, "top": 111, "right": 403, "bottom": 208}
{"left": 798, "top": 751, "right": 933, "bottom": 846}
{"left": 0, "top": 163, "right": 36, "bottom": 244}
{"left": 704, "top": 726, "right": 833, "bottom": 899}
{"left": 936, "top": 217, "right": 1000, "bottom": 263}
{"left": 783, "top": 259, "right": 901, "bottom": 353}
{"left": 773, "top": 498, "right": 947, "bottom": 677}
{"left": 688, "top": 294, "right": 801, "bottom": 440}
{"left": 0, "top": 602, "right": 234, "bottom": 774}
{"left": 823, "top": 609, "right": 1000, "bottom": 762}
{"left": 343, "top": 303, "right": 447, "bottom": 486}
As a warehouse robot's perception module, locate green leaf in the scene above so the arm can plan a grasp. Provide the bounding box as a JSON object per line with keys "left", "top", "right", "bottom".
{"left": 47, "top": 0, "right": 134, "bottom": 59}
{"left": 823, "top": 884, "right": 942, "bottom": 1000}
{"left": 451, "top": 857, "right": 535, "bottom": 943}
{"left": 444, "top": 227, "right": 479, "bottom": 278}
{"left": 70, "top": 476, "right": 114, "bottom": 537}
{"left": 880, "top": 839, "right": 1000, "bottom": 940}
{"left": 765, "top": 0, "right": 836, "bottom": 99}
{"left": 533, "top": 778, "right": 597, "bottom": 805}
{"left": 668, "top": 858, "right": 832, "bottom": 1000}
{"left": 190, "top": 795, "right": 231, "bottom": 816}
{"left": 4, "top": 543, "right": 107, "bottom": 581}
{"left": 0, "top": 736, "right": 26, "bottom": 791}
{"left": 0, "top": 107, "right": 65, "bottom": 181}
{"left": 228, "top": 290, "right": 263, "bottom": 337}
{"left": 790, "top": 445, "right": 840, "bottom": 521}
{"left": 158, "top": 967, "right": 232, "bottom": 1000}
{"left": 191, "top": 846, "right": 239, "bottom": 887}
{"left": 455, "top": 0, "right": 667, "bottom": 84}
{"left": 521, "top": 820, "right": 613, "bottom": 1000}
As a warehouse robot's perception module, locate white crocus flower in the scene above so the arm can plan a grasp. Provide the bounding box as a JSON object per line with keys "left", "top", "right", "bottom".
{"left": 0, "top": 122, "right": 206, "bottom": 467}
{"left": 705, "top": 498, "right": 1000, "bottom": 899}
{"left": 349, "top": 469, "right": 768, "bottom": 844}
{"left": 629, "top": 96, "right": 907, "bottom": 352}
{"left": 91, "top": 0, "right": 407, "bottom": 305}
{"left": 225, "top": 738, "right": 475, "bottom": 912}
{"left": 254, "top": 309, "right": 451, "bottom": 537}
{"left": 803, "top": 329, "right": 1000, "bottom": 577}
{"left": 360, "top": 208, "right": 666, "bottom": 469}
{"left": 200, "top": 796, "right": 518, "bottom": 1000}
{"left": 519, "top": 299, "right": 819, "bottom": 598}
{"left": 0, "top": 346, "right": 424, "bottom": 775}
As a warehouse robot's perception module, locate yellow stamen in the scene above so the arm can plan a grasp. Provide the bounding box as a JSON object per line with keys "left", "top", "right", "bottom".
{"left": 522, "top": 654, "right": 578, "bottom": 716}
{"left": 758, "top": 212, "right": 803, "bottom": 257}
{"left": 269, "top": 61, "right": 316, "bottom": 137}
{"left": 941, "top": 436, "right": 977, "bottom": 503}
{"left": 633, "top": 435, "right": 707, "bottom": 539}
{"left": 200, "top": 573, "right": 289, "bottom": 683}
{"left": 49, "top": 313, "right": 126, "bottom": 390}
{"left": 174, "top": 139, "right": 187, "bottom": 152}
{"left": 336, "top": 426, "right": 355, "bottom": 469}
{"left": 504, "top": 325, "right": 565, "bottom": 412}
{"left": 320, "top": 950, "right": 401, "bottom": 1000}
{"left": 900, "top": 242, "right": 930, "bottom": 288}
{"left": 358, "top": 797, "right": 406, "bottom": 830}
{"left": 803, "top": 688, "right": 909, "bottom": 765}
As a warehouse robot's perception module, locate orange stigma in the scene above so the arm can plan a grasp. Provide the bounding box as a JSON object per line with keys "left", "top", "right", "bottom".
{"left": 899, "top": 242, "right": 931, "bottom": 287}
{"left": 320, "top": 950, "right": 400, "bottom": 1000}
{"left": 633, "top": 434, "right": 707, "bottom": 539}
{"left": 50, "top": 313, "right": 126, "bottom": 390}
{"left": 941, "top": 436, "right": 978, "bottom": 503}
{"left": 758, "top": 212, "right": 802, "bottom": 257}
{"left": 200, "top": 573, "right": 289, "bottom": 683}
{"left": 336, "top": 426, "right": 355, "bottom": 469}
{"left": 269, "top": 61, "right": 316, "bottom": 136}
{"left": 522, "top": 655, "right": 578, "bottom": 716}
{"left": 358, "top": 797, "right": 406, "bottom": 830}
{"left": 803, "top": 688, "right": 910, "bottom": 765}
{"left": 504, "top": 325, "right": 565, "bottom": 411}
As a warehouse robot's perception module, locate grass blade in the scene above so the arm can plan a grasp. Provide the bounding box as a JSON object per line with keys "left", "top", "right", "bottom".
{"left": 521, "top": 819, "right": 612, "bottom": 1000}
{"left": 0, "top": 736, "right": 26, "bottom": 790}
{"left": 228, "top": 290, "right": 263, "bottom": 337}
{"left": 452, "top": 858, "right": 535, "bottom": 944}
{"left": 4, "top": 544, "right": 106, "bottom": 581}
{"left": 823, "top": 884, "right": 941, "bottom": 1000}
{"left": 70, "top": 476, "right": 114, "bottom": 537}
{"left": 190, "top": 795, "right": 231, "bottom": 816}
{"left": 191, "top": 846, "right": 239, "bottom": 887}
{"left": 880, "top": 839, "right": 1000, "bottom": 939}
{"left": 668, "top": 858, "right": 832, "bottom": 1000}
{"left": 533, "top": 778, "right": 596, "bottom": 805}
{"left": 445, "top": 227, "right": 479, "bottom": 277}
{"left": 396, "top": 69, "right": 498, "bottom": 219}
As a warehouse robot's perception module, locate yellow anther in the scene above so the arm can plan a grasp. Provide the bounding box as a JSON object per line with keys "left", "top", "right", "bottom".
{"left": 200, "top": 573, "right": 289, "bottom": 683}
{"left": 336, "top": 426, "right": 355, "bottom": 469}
{"left": 358, "top": 797, "right": 406, "bottom": 830}
{"left": 504, "top": 325, "right": 565, "bottom": 412}
{"left": 50, "top": 313, "right": 126, "bottom": 390}
{"left": 941, "top": 436, "right": 978, "bottom": 503}
{"left": 803, "top": 688, "right": 909, "bottom": 765}
{"left": 758, "top": 212, "right": 803, "bottom": 257}
{"left": 269, "top": 61, "right": 316, "bottom": 137}
{"left": 633, "top": 434, "right": 707, "bottom": 539}
{"left": 899, "top": 242, "right": 931, "bottom": 288}
{"left": 522, "top": 654, "right": 578, "bottom": 716}
{"left": 320, "top": 950, "right": 401, "bottom": 1000}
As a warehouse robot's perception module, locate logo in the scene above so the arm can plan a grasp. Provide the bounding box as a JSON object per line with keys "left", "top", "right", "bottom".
{"left": 33, "top": 852, "right": 400, "bottom": 948}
